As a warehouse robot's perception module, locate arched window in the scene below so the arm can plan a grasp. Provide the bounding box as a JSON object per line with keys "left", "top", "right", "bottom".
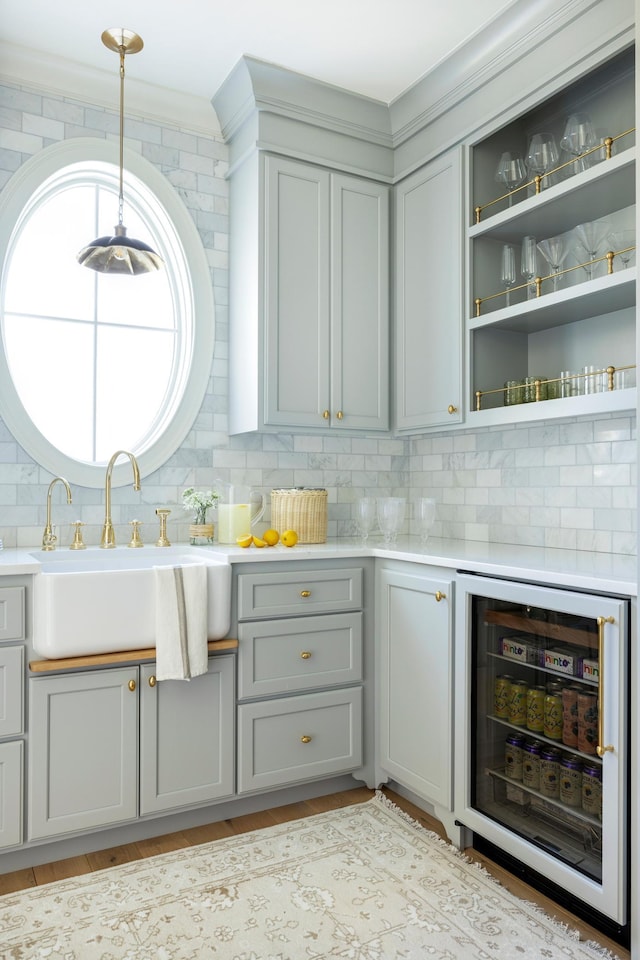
{"left": 0, "top": 139, "right": 214, "bottom": 488}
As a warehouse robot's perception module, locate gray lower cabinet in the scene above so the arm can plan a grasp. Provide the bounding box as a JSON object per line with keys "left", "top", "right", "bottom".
{"left": 0, "top": 741, "right": 23, "bottom": 848}
{"left": 29, "top": 656, "right": 235, "bottom": 840}
{"left": 377, "top": 563, "right": 454, "bottom": 811}
{"left": 139, "top": 657, "right": 235, "bottom": 815}
{"left": 236, "top": 565, "right": 365, "bottom": 794}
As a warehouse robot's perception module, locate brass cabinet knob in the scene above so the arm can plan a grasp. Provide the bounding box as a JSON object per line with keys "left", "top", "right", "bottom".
{"left": 300, "top": 590, "right": 311, "bottom": 598}
{"left": 148, "top": 675, "right": 157, "bottom": 687}
{"left": 300, "top": 735, "right": 312, "bottom": 744}
{"left": 300, "top": 651, "right": 312, "bottom": 660}
{"left": 435, "top": 591, "right": 446, "bottom": 602}
{"left": 322, "top": 410, "right": 330, "bottom": 420}
{"left": 447, "top": 404, "right": 458, "bottom": 414}
{"left": 128, "top": 679, "right": 136, "bottom": 692}
{"left": 336, "top": 410, "right": 344, "bottom": 420}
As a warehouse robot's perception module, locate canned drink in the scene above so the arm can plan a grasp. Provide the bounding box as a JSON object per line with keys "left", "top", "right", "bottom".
{"left": 509, "top": 680, "right": 528, "bottom": 726}
{"left": 526, "top": 685, "right": 546, "bottom": 732}
{"left": 582, "top": 763, "right": 602, "bottom": 818}
{"left": 522, "top": 740, "right": 541, "bottom": 790}
{"left": 494, "top": 675, "right": 513, "bottom": 719}
{"left": 577, "top": 691, "right": 598, "bottom": 755}
{"left": 505, "top": 734, "right": 524, "bottom": 780}
{"left": 559, "top": 755, "right": 583, "bottom": 807}
{"left": 540, "top": 748, "right": 561, "bottom": 798}
{"left": 562, "top": 685, "right": 581, "bottom": 747}
{"left": 544, "top": 692, "right": 563, "bottom": 740}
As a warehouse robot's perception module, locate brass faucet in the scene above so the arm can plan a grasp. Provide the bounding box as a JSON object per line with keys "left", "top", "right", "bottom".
{"left": 101, "top": 450, "right": 141, "bottom": 549}
{"left": 42, "top": 477, "right": 72, "bottom": 551}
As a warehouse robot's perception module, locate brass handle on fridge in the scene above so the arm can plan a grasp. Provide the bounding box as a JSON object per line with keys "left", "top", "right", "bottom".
{"left": 596, "top": 615, "right": 615, "bottom": 757}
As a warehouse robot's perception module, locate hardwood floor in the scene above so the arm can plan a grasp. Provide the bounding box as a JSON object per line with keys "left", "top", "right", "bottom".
{"left": 0, "top": 786, "right": 628, "bottom": 960}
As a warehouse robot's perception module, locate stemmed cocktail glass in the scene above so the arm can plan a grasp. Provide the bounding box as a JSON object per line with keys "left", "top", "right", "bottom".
{"left": 377, "top": 497, "right": 406, "bottom": 545}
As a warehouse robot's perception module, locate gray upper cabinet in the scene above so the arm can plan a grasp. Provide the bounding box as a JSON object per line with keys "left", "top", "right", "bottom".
{"left": 394, "top": 148, "right": 464, "bottom": 432}
{"left": 231, "top": 154, "right": 389, "bottom": 434}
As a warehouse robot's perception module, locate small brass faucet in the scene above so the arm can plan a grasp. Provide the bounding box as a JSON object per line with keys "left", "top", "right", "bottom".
{"left": 101, "top": 450, "right": 141, "bottom": 549}
{"left": 42, "top": 477, "right": 72, "bottom": 551}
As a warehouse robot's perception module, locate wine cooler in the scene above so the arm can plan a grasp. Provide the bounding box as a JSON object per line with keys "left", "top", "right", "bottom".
{"left": 454, "top": 574, "right": 629, "bottom": 941}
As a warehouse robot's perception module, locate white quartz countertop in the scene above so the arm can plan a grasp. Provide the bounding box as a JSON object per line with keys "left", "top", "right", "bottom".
{"left": 1, "top": 538, "right": 636, "bottom": 596}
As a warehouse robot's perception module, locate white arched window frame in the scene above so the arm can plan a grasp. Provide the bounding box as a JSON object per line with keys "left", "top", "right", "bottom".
{"left": 0, "top": 138, "right": 215, "bottom": 489}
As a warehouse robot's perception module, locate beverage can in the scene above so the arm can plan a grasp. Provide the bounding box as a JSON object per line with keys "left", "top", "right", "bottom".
{"left": 582, "top": 763, "right": 602, "bottom": 818}
{"left": 494, "top": 675, "right": 513, "bottom": 719}
{"left": 577, "top": 691, "right": 598, "bottom": 755}
{"left": 559, "top": 755, "right": 583, "bottom": 807}
{"left": 509, "top": 680, "right": 528, "bottom": 726}
{"left": 562, "top": 685, "right": 581, "bottom": 747}
{"left": 526, "top": 685, "right": 546, "bottom": 732}
{"left": 505, "top": 734, "right": 524, "bottom": 780}
{"left": 544, "top": 692, "right": 563, "bottom": 740}
{"left": 540, "top": 748, "right": 561, "bottom": 798}
{"left": 522, "top": 740, "right": 541, "bottom": 790}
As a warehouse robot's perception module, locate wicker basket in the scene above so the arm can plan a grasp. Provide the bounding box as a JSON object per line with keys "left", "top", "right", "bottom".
{"left": 270, "top": 488, "right": 328, "bottom": 543}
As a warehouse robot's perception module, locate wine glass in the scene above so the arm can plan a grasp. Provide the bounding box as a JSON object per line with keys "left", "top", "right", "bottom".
{"left": 520, "top": 235, "right": 538, "bottom": 299}
{"left": 537, "top": 235, "right": 570, "bottom": 292}
{"left": 560, "top": 112, "right": 598, "bottom": 175}
{"left": 526, "top": 132, "right": 560, "bottom": 189}
{"left": 573, "top": 219, "right": 611, "bottom": 280}
{"left": 500, "top": 244, "right": 517, "bottom": 306}
{"left": 607, "top": 228, "right": 635, "bottom": 270}
{"left": 355, "top": 497, "right": 377, "bottom": 544}
{"left": 416, "top": 498, "right": 436, "bottom": 545}
{"left": 377, "top": 497, "right": 406, "bottom": 545}
{"left": 494, "top": 151, "right": 526, "bottom": 205}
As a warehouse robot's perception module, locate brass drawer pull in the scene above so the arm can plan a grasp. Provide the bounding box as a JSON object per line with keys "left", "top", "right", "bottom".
{"left": 336, "top": 410, "right": 343, "bottom": 420}
{"left": 300, "top": 651, "right": 312, "bottom": 660}
{"left": 149, "top": 675, "right": 157, "bottom": 687}
{"left": 300, "top": 735, "right": 312, "bottom": 744}
{"left": 435, "top": 591, "right": 446, "bottom": 602}
{"left": 300, "top": 590, "right": 311, "bottom": 598}
{"left": 128, "top": 679, "right": 136, "bottom": 692}
{"left": 447, "top": 404, "right": 458, "bottom": 415}
{"left": 322, "top": 410, "right": 330, "bottom": 420}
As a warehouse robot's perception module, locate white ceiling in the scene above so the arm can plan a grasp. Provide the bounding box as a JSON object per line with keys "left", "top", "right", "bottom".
{"left": 2, "top": 0, "right": 517, "bottom": 105}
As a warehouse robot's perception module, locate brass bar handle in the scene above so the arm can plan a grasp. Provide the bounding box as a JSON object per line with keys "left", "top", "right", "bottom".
{"left": 300, "top": 735, "right": 312, "bottom": 744}
{"left": 435, "top": 591, "right": 446, "bottom": 602}
{"left": 128, "top": 679, "right": 136, "bottom": 692}
{"left": 149, "top": 675, "right": 157, "bottom": 687}
{"left": 300, "top": 590, "right": 311, "bottom": 598}
{"left": 300, "top": 651, "right": 312, "bottom": 659}
{"left": 596, "top": 615, "right": 615, "bottom": 757}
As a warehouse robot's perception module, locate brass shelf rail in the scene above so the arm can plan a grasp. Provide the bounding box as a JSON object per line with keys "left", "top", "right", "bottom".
{"left": 474, "top": 364, "right": 636, "bottom": 412}
{"left": 474, "top": 244, "right": 635, "bottom": 317}
{"left": 473, "top": 127, "right": 635, "bottom": 225}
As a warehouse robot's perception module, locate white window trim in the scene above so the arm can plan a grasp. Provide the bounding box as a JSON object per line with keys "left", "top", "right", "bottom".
{"left": 0, "top": 138, "right": 215, "bottom": 488}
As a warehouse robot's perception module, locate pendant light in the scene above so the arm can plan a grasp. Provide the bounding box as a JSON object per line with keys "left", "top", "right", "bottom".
{"left": 77, "top": 28, "right": 163, "bottom": 275}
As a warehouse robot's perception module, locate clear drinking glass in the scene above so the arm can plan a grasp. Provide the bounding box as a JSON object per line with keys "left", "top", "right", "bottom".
{"left": 537, "top": 235, "right": 570, "bottom": 292}
{"left": 526, "top": 132, "right": 560, "bottom": 188}
{"left": 500, "top": 244, "right": 517, "bottom": 306}
{"left": 573, "top": 219, "right": 611, "bottom": 280}
{"left": 416, "top": 497, "right": 436, "bottom": 545}
{"left": 608, "top": 228, "right": 635, "bottom": 269}
{"left": 520, "top": 235, "right": 538, "bottom": 299}
{"left": 494, "top": 151, "right": 527, "bottom": 204}
{"left": 355, "top": 496, "right": 377, "bottom": 544}
{"left": 560, "top": 112, "right": 598, "bottom": 174}
{"left": 377, "top": 497, "right": 406, "bottom": 545}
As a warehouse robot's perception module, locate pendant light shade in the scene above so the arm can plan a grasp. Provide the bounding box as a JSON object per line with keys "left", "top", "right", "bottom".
{"left": 77, "top": 28, "right": 163, "bottom": 276}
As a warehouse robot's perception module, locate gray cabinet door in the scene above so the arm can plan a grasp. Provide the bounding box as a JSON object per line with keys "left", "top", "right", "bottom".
{"left": 264, "top": 155, "right": 331, "bottom": 428}
{"left": 377, "top": 565, "right": 453, "bottom": 809}
{"left": 139, "top": 656, "right": 235, "bottom": 815}
{"left": 0, "top": 740, "right": 22, "bottom": 848}
{"left": 395, "top": 148, "right": 463, "bottom": 431}
{"left": 28, "top": 668, "right": 138, "bottom": 840}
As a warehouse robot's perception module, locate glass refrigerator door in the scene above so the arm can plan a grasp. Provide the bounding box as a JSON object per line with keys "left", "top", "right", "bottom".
{"left": 455, "top": 574, "right": 628, "bottom": 925}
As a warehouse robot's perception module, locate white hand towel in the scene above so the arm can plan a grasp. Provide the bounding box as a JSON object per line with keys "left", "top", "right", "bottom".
{"left": 154, "top": 564, "right": 208, "bottom": 681}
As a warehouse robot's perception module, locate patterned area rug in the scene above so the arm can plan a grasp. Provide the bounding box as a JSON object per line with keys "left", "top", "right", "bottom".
{"left": 0, "top": 792, "right": 620, "bottom": 959}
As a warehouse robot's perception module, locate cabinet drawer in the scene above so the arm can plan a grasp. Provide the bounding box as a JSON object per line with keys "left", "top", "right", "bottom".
{"left": 238, "top": 612, "right": 362, "bottom": 698}
{"left": 237, "top": 567, "right": 362, "bottom": 619}
{"left": 237, "top": 686, "right": 362, "bottom": 793}
{"left": 0, "top": 646, "right": 24, "bottom": 737}
{"left": 0, "top": 587, "right": 25, "bottom": 642}
{"left": 0, "top": 740, "right": 22, "bottom": 849}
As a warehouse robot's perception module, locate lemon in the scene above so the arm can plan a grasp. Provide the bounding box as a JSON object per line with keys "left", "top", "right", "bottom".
{"left": 262, "top": 528, "right": 280, "bottom": 546}
{"left": 236, "top": 535, "right": 253, "bottom": 548}
{"left": 252, "top": 535, "right": 267, "bottom": 548}
{"left": 281, "top": 529, "right": 298, "bottom": 547}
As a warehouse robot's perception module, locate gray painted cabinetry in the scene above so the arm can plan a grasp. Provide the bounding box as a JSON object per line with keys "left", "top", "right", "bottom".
{"left": 0, "top": 586, "right": 25, "bottom": 849}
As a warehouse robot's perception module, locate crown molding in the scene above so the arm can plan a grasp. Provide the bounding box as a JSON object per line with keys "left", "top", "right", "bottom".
{"left": 0, "top": 42, "right": 222, "bottom": 138}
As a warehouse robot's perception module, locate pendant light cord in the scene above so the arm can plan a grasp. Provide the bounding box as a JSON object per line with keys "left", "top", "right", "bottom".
{"left": 118, "top": 43, "right": 126, "bottom": 229}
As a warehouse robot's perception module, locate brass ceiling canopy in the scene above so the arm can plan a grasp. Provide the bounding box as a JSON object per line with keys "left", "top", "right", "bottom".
{"left": 77, "top": 28, "right": 163, "bottom": 276}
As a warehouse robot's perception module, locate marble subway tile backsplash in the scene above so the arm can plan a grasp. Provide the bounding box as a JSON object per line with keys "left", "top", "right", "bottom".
{"left": 0, "top": 81, "right": 636, "bottom": 556}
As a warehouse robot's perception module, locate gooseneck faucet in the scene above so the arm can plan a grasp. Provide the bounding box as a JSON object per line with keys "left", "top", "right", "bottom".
{"left": 42, "top": 477, "right": 72, "bottom": 551}
{"left": 101, "top": 450, "right": 141, "bottom": 549}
